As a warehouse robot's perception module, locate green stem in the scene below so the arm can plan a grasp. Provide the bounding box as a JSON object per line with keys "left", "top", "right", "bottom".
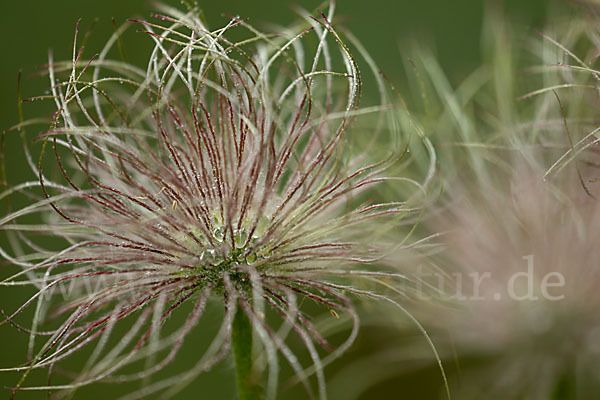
{"left": 232, "top": 303, "right": 263, "bottom": 400}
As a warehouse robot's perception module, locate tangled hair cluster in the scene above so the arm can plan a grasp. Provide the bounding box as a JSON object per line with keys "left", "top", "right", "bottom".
{"left": 1, "top": 2, "right": 432, "bottom": 399}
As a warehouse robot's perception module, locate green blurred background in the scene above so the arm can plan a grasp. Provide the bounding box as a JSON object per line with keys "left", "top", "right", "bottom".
{"left": 0, "top": 0, "right": 565, "bottom": 398}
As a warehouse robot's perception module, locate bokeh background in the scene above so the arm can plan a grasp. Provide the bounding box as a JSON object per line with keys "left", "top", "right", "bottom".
{"left": 0, "top": 0, "right": 572, "bottom": 398}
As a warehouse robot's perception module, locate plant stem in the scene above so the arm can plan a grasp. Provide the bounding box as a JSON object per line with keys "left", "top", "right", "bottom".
{"left": 232, "top": 303, "right": 263, "bottom": 400}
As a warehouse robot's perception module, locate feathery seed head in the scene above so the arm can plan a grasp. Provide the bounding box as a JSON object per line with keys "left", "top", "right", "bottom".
{"left": 0, "top": 2, "right": 424, "bottom": 399}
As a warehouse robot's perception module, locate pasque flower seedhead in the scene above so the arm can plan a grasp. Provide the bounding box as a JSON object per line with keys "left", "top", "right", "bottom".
{"left": 0, "top": 2, "right": 427, "bottom": 399}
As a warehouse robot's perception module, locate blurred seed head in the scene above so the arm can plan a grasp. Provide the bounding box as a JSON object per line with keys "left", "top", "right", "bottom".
{"left": 382, "top": 7, "right": 600, "bottom": 397}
